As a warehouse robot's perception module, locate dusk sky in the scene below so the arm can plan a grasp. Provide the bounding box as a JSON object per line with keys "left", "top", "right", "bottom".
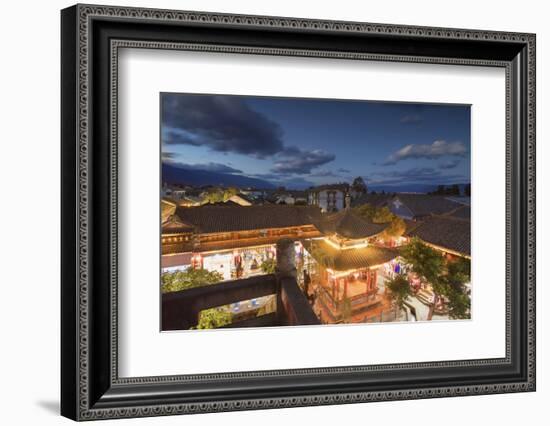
{"left": 161, "top": 93, "right": 471, "bottom": 191}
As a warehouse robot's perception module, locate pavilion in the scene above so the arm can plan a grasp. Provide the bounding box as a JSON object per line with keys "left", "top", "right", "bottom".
{"left": 302, "top": 209, "right": 400, "bottom": 322}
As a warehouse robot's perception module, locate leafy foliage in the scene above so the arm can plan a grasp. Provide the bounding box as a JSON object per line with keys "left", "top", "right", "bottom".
{"left": 383, "top": 216, "right": 407, "bottom": 238}
{"left": 202, "top": 187, "right": 239, "bottom": 204}
{"left": 372, "top": 206, "right": 394, "bottom": 224}
{"left": 195, "top": 307, "right": 232, "bottom": 329}
{"left": 400, "top": 237, "right": 445, "bottom": 292}
{"left": 401, "top": 238, "right": 471, "bottom": 319}
{"left": 353, "top": 204, "right": 395, "bottom": 224}
{"left": 161, "top": 268, "right": 223, "bottom": 293}
{"left": 386, "top": 273, "right": 413, "bottom": 310}
{"left": 444, "top": 287, "right": 471, "bottom": 319}
{"left": 353, "top": 204, "right": 376, "bottom": 220}
{"left": 351, "top": 176, "right": 367, "bottom": 195}
{"left": 442, "top": 257, "right": 471, "bottom": 319}
{"left": 260, "top": 258, "right": 276, "bottom": 274}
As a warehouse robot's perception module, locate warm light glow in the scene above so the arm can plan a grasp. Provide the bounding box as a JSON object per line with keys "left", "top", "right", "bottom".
{"left": 326, "top": 268, "right": 364, "bottom": 278}
{"left": 324, "top": 236, "right": 368, "bottom": 251}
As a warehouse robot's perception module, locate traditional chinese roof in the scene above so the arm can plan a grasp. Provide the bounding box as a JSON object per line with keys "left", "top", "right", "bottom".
{"left": 445, "top": 196, "right": 471, "bottom": 206}
{"left": 406, "top": 215, "right": 470, "bottom": 256}
{"left": 161, "top": 199, "right": 177, "bottom": 223}
{"left": 173, "top": 205, "right": 322, "bottom": 234}
{"left": 404, "top": 219, "right": 422, "bottom": 234}
{"left": 351, "top": 193, "right": 392, "bottom": 208}
{"left": 161, "top": 214, "right": 194, "bottom": 234}
{"left": 303, "top": 239, "right": 399, "bottom": 271}
{"left": 446, "top": 205, "right": 471, "bottom": 220}
{"left": 203, "top": 200, "right": 241, "bottom": 207}
{"left": 392, "top": 194, "right": 463, "bottom": 218}
{"left": 314, "top": 209, "right": 387, "bottom": 239}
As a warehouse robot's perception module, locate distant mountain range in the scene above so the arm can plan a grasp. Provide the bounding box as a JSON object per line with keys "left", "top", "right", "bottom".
{"left": 162, "top": 163, "right": 276, "bottom": 189}
{"left": 162, "top": 163, "right": 470, "bottom": 194}
{"left": 369, "top": 183, "right": 470, "bottom": 194}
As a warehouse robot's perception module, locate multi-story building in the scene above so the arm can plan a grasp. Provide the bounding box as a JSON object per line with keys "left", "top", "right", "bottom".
{"left": 307, "top": 184, "right": 350, "bottom": 212}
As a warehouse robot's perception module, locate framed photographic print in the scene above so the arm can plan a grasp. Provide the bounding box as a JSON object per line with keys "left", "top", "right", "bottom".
{"left": 61, "top": 4, "right": 536, "bottom": 421}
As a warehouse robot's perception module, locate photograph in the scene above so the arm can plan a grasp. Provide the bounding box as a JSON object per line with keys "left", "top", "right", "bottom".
{"left": 55, "top": 3, "right": 537, "bottom": 421}
{"left": 160, "top": 93, "right": 472, "bottom": 331}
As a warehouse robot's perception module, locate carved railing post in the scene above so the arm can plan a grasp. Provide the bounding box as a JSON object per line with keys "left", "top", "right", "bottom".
{"left": 274, "top": 239, "right": 319, "bottom": 326}
{"left": 275, "top": 238, "right": 296, "bottom": 279}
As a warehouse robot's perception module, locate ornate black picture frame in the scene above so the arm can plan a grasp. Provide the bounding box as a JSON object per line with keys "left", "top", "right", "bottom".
{"left": 61, "top": 4, "right": 536, "bottom": 421}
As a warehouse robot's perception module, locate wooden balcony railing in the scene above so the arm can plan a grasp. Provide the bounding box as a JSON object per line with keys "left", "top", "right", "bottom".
{"left": 162, "top": 238, "right": 320, "bottom": 330}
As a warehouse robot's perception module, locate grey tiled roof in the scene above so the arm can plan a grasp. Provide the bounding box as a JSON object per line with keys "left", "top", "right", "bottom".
{"left": 406, "top": 215, "right": 471, "bottom": 256}
{"left": 315, "top": 209, "right": 387, "bottom": 239}
{"left": 351, "top": 193, "right": 392, "bottom": 208}
{"left": 394, "top": 194, "right": 462, "bottom": 217}
{"left": 447, "top": 205, "right": 471, "bottom": 220}
{"left": 161, "top": 215, "right": 194, "bottom": 234}
{"left": 161, "top": 199, "right": 177, "bottom": 223}
{"left": 174, "top": 205, "right": 322, "bottom": 234}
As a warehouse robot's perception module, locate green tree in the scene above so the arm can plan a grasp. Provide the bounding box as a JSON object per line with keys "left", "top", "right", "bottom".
{"left": 161, "top": 268, "right": 223, "bottom": 293}
{"left": 351, "top": 176, "right": 367, "bottom": 195}
{"left": 353, "top": 203, "right": 376, "bottom": 220}
{"left": 372, "top": 206, "right": 394, "bottom": 224}
{"left": 202, "top": 187, "right": 240, "bottom": 204}
{"left": 383, "top": 216, "right": 406, "bottom": 238}
{"left": 202, "top": 188, "right": 224, "bottom": 204}
{"left": 222, "top": 187, "right": 239, "bottom": 201}
{"left": 401, "top": 238, "right": 471, "bottom": 319}
{"left": 195, "top": 307, "right": 232, "bottom": 329}
{"left": 386, "top": 273, "right": 412, "bottom": 311}
{"left": 260, "top": 258, "right": 276, "bottom": 274}
{"left": 400, "top": 237, "right": 445, "bottom": 296}
{"left": 442, "top": 257, "right": 471, "bottom": 319}
{"left": 444, "top": 288, "right": 470, "bottom": 319}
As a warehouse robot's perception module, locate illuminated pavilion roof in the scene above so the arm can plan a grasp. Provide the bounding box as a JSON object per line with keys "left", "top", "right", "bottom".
{"left": 313, "top": 209, "right": 387, "bottom": 239}
{"left": 303, "top": 239, "right": 399, "bottom": 271}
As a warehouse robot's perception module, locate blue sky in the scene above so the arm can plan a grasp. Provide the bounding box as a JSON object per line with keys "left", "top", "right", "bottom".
{"left": 161, "top": 93, "right": 470, "bottom": 191}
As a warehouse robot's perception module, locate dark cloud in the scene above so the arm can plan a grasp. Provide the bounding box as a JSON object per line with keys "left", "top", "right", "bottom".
{"left": 169, "top": 162, "right": 243, "bottom": 174}
{"left": 249, "top": 173, "right": 315, "bottom": 190}
{"left": 162, "top": 95, "right": 284, "bottom": 158}
{"left": 337, "top": 168, "right": 351, "bottom": 173}
{"left": 271, "top": 147, "right": 335, "bottom": 174}
{"left": 438, "top": 159, "right": 461, "bottom": 169}
{"left": 251, "top": 173, "right": 284, "bottom": 180}
{"left": 161, "top": 151, "right": 178, "bottom": 161}
{"left": 383, "top": 140, "right": 467, "bottom": 165}
{"left": 309, "top": 170, "right": 338, "bottom": 178}
{"left": 400, "top": 114, "right": 423, "bottom": 124}
{"left": 162, "top": 94, "right": 337, "bottom": 175}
